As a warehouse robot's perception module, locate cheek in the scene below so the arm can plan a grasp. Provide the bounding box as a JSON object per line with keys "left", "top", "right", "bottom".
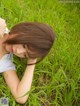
{"left": 13, "top": 52, "right": 25, "bottom": 58}
{"left": 5, "top": 44, "right": 12, "bottom": 52}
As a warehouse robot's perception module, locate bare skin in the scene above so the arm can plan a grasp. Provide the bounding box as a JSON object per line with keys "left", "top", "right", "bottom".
{"left": 0, "top": 18, "right": 37, "bottom": 104}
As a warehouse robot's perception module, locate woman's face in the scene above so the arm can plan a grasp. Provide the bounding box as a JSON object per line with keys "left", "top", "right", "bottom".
{"left": 4, "top": 34, "right": 29, "bottom": 58}
{"left": 5, "top": 43, "right": 29, "bottom": 58}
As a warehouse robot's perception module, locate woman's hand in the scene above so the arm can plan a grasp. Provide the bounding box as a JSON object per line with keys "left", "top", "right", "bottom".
{"left": 0, "top": 18, "right": 6, "bottom": 38}
{"left": 0, "top": 18, "right": 8, "bottom": 59}
{"left": 27, "top": 58, "right": 37, "bottom": 64}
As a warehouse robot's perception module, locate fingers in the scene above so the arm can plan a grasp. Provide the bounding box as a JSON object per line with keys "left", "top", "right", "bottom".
{"left": 0, "top": 17, "right": 7, "bottom": 38}
{"left": 0, "top": 17, "right": 6, "bottom": 27}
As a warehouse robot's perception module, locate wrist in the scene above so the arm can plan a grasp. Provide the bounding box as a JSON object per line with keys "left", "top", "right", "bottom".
{"left": 27, "top": 58, "right": 37, "bottom": 64}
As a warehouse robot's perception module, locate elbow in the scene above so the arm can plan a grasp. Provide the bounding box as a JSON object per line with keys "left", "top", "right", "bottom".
{"left": 16, "top": 99, "right": 26, "bottom": 104}
{"left": 16, "top": 98, "right": 27, "bottom": 104}
{"left": 15, "top": 96, "right": 28, "bottom": 104}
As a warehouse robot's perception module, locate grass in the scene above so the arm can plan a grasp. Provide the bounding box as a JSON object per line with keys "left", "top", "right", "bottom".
{"left": 0, "top": 0, "right": 80, "bottom": 106}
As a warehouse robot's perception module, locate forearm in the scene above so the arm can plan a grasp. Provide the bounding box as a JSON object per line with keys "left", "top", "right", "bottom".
{"left": 16, "top": 58, "right": 37, "bottom": 103}
{"left": 2, "top": 58, "right": 37, "bottom": 104}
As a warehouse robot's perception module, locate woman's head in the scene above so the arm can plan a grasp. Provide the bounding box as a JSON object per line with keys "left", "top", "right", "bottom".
{"left": 4, "top": 22, "right": 56, "bottom": 65}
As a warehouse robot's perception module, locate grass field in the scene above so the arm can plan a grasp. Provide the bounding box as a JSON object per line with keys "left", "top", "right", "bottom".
{"left": 0, "top": 0, "right": 80, "bottom": 106}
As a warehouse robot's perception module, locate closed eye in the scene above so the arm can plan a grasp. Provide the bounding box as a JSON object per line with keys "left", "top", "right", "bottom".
{"left": 23, "top": 45, "right": 27, "bottom": 58}
{"left": 23, "top": 44, "right": 25, "bottom": 48}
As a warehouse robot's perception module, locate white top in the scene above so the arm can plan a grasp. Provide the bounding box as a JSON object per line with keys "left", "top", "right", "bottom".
{"left": 0, "top": 53, "right": 16, "bottom": 73}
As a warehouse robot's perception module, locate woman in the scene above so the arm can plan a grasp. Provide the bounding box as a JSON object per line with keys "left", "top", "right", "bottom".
{"left": 0, "top": 18, "right": 56, "bottom": 104}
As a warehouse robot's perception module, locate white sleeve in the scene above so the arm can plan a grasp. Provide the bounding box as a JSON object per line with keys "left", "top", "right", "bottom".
{"left": 0, "top": 53, "right": 16, "bottom": 73}
{"left": 4, "top": 27, "right": 9, "bottom": 34}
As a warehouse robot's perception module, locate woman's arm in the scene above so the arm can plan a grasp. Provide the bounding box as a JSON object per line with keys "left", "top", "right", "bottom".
{"left": 2, "top": 58, "right": 37, "bottom": 104}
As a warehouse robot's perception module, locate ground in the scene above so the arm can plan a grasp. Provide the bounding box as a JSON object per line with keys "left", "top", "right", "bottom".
{"left": 0, "top": 0, "right": 80, "bottom": 106}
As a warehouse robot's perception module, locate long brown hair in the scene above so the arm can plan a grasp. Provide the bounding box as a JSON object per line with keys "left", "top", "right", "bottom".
{"left": 4, "top": 22, "right": 56, "bottom": 65}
